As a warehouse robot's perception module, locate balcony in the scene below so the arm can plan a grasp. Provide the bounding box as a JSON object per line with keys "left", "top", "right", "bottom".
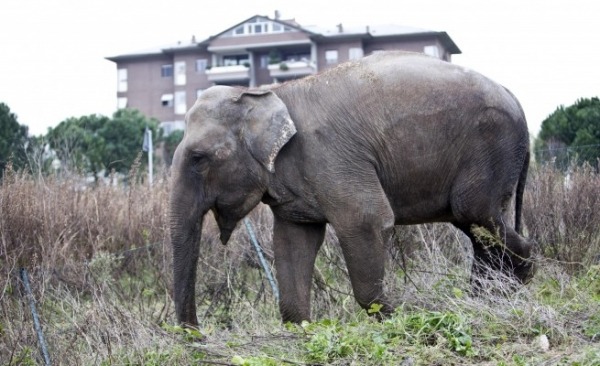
{"left": 205, "top": 65, "right": 250, "bottom": 83}
{"left": 268, "top": 60, "right": 316, "bottom": 80}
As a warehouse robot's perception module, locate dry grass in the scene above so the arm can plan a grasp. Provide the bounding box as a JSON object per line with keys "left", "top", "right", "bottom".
{"left": 523, "top": 163, "right": 600, "bottom": 272}
{"left": 1, "top": 162, "right": 599, "bottom": 365}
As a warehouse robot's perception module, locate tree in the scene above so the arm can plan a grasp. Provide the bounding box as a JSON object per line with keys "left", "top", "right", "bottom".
{"left": 0, "top": 103, "right": 29, "bottom": 177}
{"left": 535, "top": 97, "right": 600, "bottom": 169}
{"left": 47, "top": 114, "right": 109, "bottom": 176}
{"left": 47, "top": 109, "right": 159, "bottom": 177}
{"left": 162, "top": 129, "right": 184, "bottom": 167}
{"left": 100, "top": 109, "right": 159, "bottom": 174}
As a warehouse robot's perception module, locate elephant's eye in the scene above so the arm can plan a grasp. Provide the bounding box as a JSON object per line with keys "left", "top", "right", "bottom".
{"left": 189, "top": 152, "right": 209, "bottom": 172}
{"left": 190, "top": 152, "right": 207, "bottom": 161}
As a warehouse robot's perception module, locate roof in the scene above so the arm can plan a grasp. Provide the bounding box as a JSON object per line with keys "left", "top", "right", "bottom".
{"left": 207, "top": 14, "right": 317, "bottom": 40}
{"left": 105, "top": 39, "right": 208, "bottom": 62}
{"left": 106, "top": 15, "right": 460, "bottom": 61}
{"left": 305, "top": 23, "right": 460, "bottom": 53}
{"left": 305, "top": 23, "right": 428, "bottom": 37}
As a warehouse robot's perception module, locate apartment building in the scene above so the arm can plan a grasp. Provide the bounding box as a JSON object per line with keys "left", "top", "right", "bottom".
{"left": 106, "top": 14, "right": 461, "bottom": 134}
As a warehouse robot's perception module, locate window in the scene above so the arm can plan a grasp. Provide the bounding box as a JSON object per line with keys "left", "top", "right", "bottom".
{"left": 174, "top": 61, "right": 186, "bottom": 85}
{"left": 175, "top": 91, "right": 187, "bottom": 115}
{"left": 325, "top": 50, "right": 338, "bottom": 65}
{"left": 230, "top": 18, "right": 289, "bottom": 37}
{"left": 161, "top": 64, "right": 173, "bottom": 77}
{"left": 195, "top": 59, "right": 207, "bottom": 72}
{"left": 223, "top": 54, "right": 249, "bottom": 66}
{"left": 160, "top": 121, "right": 185, "bottom": 136}
{"left": 349, "top": 47, "right": 364, "bottom": 61}
{"left": 223, "top": 57, "right": 237, "bottom": 67}
{"left": 117, "top": 69, "right": 127, "bottom": 92}
{"left": 424, "top": 45, "right": 440, "bottom": 58}
{"left": 161, "top": 94, "right": 174, "bottom": 107}
{"left": 117, "top": 97, "right": 127, "bottom": 109}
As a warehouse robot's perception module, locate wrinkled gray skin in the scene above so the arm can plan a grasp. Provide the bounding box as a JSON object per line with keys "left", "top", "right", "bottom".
{"left": 169, "top": 51, "right": 533, "bottom": 326}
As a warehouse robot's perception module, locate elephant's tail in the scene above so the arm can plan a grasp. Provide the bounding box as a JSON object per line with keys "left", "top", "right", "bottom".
{"left": 515, "top": 150, "right": 530, "bottom": 234}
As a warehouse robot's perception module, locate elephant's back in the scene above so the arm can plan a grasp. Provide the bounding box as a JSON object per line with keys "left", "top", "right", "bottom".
{"left": 362, "top": 51, "right": 524, "bottom": 124}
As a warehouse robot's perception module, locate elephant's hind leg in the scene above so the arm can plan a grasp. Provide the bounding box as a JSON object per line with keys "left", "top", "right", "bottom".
{"left": 454, "top": 219, "right": 534, "bottom": 286}
{"left": 451, "top": 153, "right": 534, "bottom": 284}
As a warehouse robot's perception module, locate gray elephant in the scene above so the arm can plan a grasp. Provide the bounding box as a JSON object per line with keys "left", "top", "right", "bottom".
{"left": 169, "top": 51, "right": 533, "bottom": 326}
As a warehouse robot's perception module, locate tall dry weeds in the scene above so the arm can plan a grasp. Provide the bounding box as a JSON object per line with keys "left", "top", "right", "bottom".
{"left": 523, "top": 163, "right": 600, "bottom": 272}
{"left": 1, "top": 162, "right": 599, "bottom": 364}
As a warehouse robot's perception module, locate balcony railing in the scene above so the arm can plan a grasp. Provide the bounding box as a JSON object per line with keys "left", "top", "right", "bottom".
{"left": 205, "top": 65, "right": 250, "bottom": 83}
{"left": 268, "top": 60, "right": 316, "bottom": 79}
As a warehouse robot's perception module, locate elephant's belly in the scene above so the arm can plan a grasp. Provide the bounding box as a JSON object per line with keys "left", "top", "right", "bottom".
{"left": 389, "top": 192, "right": 454, "bottom": 225}
{"left": 267, "top": 199, "right": 327, "bottom": 224}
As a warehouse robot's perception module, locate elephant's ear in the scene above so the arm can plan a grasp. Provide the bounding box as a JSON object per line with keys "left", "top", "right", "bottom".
{"left": 234, "top": 90, "right": 297, "bottom": 173}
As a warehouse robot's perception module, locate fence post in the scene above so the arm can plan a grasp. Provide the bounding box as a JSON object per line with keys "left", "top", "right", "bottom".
{"left": 20, "top": 268, "right": 51, "bottom": 366}
{"left": 243, "top": 218, "right": 280, "bottom": 302}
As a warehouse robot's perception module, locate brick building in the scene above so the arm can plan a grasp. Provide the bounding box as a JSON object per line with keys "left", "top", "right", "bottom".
{"left": 106, "top": 14, "right": 460, "bottom": 134}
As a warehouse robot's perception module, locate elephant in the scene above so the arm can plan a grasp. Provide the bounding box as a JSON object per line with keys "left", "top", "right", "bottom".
{"left": 169, "top": 51, "right": 534, "bottom": 326}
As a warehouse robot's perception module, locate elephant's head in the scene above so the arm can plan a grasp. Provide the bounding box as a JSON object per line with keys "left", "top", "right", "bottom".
{"left": 169, "top": 85, "right": 296, "bottom": 325}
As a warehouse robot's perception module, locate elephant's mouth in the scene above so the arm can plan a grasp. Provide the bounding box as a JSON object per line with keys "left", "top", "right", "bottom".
{"left": 219, "top": 227, "right": 234, "bottom": 245}
{"left": 212, "top": 209, "right": 238, "bottom": 245}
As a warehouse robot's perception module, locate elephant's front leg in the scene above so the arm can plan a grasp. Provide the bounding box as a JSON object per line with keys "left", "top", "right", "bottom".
{"left": 273, "top": 217, "right": 326, "bottom": 323}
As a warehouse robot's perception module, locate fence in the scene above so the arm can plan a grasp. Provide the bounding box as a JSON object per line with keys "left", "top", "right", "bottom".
{"left": 534, "top": 143, "right": 600, "bottom": 171}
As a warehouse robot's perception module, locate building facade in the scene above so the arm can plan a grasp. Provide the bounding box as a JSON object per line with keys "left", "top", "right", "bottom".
{"left": 106, "top": 15, "right": 461, "bottom": 134}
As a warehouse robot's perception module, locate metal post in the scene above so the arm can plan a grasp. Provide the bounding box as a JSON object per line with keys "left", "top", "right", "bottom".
{"left": 243, "top": 218, "right": 279, "bottom": 302}
{"left": 20, "top": 268, "right": 51, "bottom": 366}
{"left": 147, "top": 128, "right": 153, "bottom": 187}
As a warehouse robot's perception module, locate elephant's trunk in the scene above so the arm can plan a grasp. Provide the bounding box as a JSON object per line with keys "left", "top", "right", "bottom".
{"left": 169, "top": 157, "right": 208, "bottom": 327}
{"left": 170, "top": 211, "right": 203, "bottom": 327}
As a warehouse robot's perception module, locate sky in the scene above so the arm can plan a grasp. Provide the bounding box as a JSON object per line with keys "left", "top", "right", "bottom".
{"left": 1, "top": 0, "right": 598, "bottom": 137}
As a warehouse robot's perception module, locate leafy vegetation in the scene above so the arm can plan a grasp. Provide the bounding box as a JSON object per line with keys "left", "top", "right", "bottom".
{"left": 1, "top": 163, "right": 600, "bottom": 365}
{"left": 47, "top": 109, "right": 159, "bottom": 177}
{"left": 535, "top": 97, "right": 600, "bottom": 169}
{"left": 162, "top": 129, "right": 184, "bottom": 167}
{"left": 0, "top": 103, "right": 28, "bottom": 178}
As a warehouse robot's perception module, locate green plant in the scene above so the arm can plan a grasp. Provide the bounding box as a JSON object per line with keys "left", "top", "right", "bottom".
{"left": 401, "top": 310, "right": 476, "bottom": 356}
{"left": 87, "top": 251, "right": 123, "bottom": 283}
{"left": 279, "top": 62, "right": 289, "bottom": 71}
{"left": 8, "top": 347, "right": 37, "bottom": 366}
{"left": 579, "top": 348, "right": 600, "bottom": 365}
{"left": 231, "top": 355, "right": 279, "bottom": 365}
{"left": 161, "top": 322, "right": 204, "bottom": 342}
{"left": 583, "top": 314, "right": 600, "bottom": 340}
{"left": 267, "top": 49, "right": 281, "bottom": 64}
{"left": 301, "top": 319, "right": 390, "bottom": 363}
